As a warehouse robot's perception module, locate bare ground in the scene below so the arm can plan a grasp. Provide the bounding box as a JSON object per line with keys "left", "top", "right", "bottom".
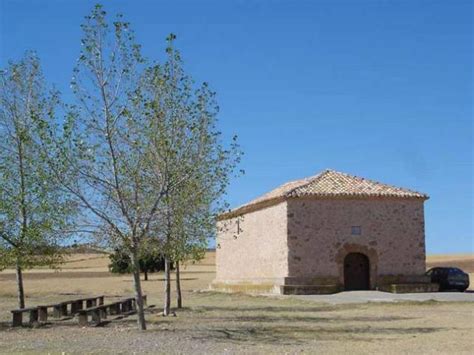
{"left": 0, "top": 252, "right": 473, "bottom": 354}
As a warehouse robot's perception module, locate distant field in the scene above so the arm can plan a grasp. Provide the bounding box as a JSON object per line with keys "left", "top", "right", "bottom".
{"left": 426, "top": 254, "right": 474, "bottom": 273}
{"left": 426, "top": 254, "right": 474, "bottom": 287}
{"left": 0, "top": 251, "right": 471, "bottom": 295}
{"left": 0, "top": 251, "right": 472, "bottom": 354}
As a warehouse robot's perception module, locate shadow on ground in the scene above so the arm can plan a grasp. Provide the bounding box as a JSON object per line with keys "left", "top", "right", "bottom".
{"left": 191, "top": 324, "right": 446, "bottom": 345}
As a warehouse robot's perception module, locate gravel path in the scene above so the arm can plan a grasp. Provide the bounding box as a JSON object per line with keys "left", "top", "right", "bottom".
{"left": 289, "top": 290, "right": 474, "bottom": 304}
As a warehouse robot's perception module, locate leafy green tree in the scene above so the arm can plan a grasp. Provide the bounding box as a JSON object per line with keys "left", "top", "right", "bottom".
{"left": 38, "top": 5, "right": 220, "bottom": 330}
{"left": 0, "top": 53, "right": 76, "bottom": 308}
{"left": 142, "top": 34, "right": 242, "bottom": 315}
{"left": 38, "top": 5, "right": 155, "bottom": 330}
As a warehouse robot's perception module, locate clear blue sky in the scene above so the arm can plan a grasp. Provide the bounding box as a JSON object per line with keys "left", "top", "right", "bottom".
{"left": 1, "top": 0, "right": 472, "bottom": 254}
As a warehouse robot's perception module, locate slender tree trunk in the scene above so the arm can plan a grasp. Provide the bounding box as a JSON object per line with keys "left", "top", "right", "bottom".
{"left": 130, "top": 248, "right": 146, "bottom": 330}
{"left": 176, "top": 260, "right": 182, "bottom": 309}
{"left": 17, "top": 138, "right": 27, "bottom": 310}
{"left": 163, "top": 256, "right": 171, "bottom": 316}
{"left": 144, "top": 271, "right": 148, "bottom": 281}
{"left": 15, "top": 258, "right": 25, "bottom": 309}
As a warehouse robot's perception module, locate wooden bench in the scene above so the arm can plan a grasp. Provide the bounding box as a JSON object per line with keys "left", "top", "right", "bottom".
{"left": 77, "top": 295, "right": 146, "bottom": 326}
{"left": 36, "top": 295, "right": 105, "bottom": 322}
{"left": 11, "top": 307, "right": 39, "bottom": 327}
{"left": 83, "top": 295, "right": 105, "bottom": 309}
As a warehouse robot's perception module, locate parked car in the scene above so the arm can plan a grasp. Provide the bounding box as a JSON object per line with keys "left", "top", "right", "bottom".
{"left": 426, "top": 267, "right": 470, "bottom": 292}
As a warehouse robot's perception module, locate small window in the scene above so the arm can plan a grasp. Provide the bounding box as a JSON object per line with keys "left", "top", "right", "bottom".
{"left": 351, "top": 226, "right": 361, "bottom": 235}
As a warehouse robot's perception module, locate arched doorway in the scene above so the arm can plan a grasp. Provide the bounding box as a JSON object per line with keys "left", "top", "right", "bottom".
{"left": 344, "top": 253, "right": 370, "bottom": 290}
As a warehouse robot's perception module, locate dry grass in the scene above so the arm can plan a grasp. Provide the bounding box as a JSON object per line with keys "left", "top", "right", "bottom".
{"left": 0, "top": 251, "right": 473, "bottom": 354}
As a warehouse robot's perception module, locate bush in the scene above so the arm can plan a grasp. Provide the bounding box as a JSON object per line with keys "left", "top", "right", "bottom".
{"left": 108, "top": 248, "right": 174, "bottom": 280}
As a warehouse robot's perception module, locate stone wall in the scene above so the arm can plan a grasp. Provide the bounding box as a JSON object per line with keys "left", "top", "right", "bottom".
{"left": 215, "top": 201, "right": 289, "bottom": 284}
{"left": 286, "top": 197, "right": 427, "bottom": 288}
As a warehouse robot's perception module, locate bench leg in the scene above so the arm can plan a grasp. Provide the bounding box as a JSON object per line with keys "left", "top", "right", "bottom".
{"left": 38, "top": 307, "right": 48, "bottom": 322}
{"left": 71, "top": 301, "right": 82, "bottom": 314}
{"left": 29, "top": 309, "right": 39, "bottom": 324}
{"left": 78, "top": 313, "right": 88, "bottom": 326}
{"left": 98, "top": 296, "right": 104, "bottom": 305}
{"left": 109, "top": 304, "right": 117, "bottom": 315}
{"left": 60, "top": 304, "right": 68, "bottom": 317}
{"left": 12, "top": 313, "right": 22, "bottom": 327}
{"left": 53, "top": 305, "right": 61, "bottom": 318}
{"left": 91, "top": 309, "right": 101, "bottom": 324}
{"left": 100, "top": 308, "right": 107, "bottom": 319}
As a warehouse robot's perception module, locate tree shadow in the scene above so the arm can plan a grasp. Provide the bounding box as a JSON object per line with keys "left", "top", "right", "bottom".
{"left": 124, "top": 277, "right": 198, "bottom": 282}
{"left": 191, "top": 324, "right": 446, "bottom": 345}
{"left": 179, "top": 271, "right": 215, "bottom": 274}
{"left": 0, "top": 321, "right": 12, "bottom": 331}
{"left": 194, "top": 305, "right": 353, "bottom": 313}
{"left": 194, "top": 314, "right": 416, "bottom": 324}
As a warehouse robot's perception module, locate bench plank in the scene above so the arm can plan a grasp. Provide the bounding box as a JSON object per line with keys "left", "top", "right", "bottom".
{"left": 76, "top": 295, "right": 145, "bottom": 326}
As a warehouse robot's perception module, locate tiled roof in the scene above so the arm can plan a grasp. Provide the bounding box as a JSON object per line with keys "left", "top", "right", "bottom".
{"left": 219, "top": 169, "right": 428, "bottom": 219}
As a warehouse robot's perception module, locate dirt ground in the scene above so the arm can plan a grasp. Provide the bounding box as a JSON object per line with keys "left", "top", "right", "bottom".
{"left": 0, "top": 252, "right": 473, "bottom": 354}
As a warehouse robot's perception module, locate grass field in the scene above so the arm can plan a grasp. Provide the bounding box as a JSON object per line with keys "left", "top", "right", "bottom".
{"left": 0, "top": 252, "right": 473, "bottom": 354}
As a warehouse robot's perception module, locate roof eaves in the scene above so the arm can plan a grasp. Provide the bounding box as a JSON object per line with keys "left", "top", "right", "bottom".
{"left": 217, "top": 196, "right": 286, "bottom": 221}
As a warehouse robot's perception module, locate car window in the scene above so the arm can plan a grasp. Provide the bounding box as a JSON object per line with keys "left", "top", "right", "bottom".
{"left": 449, "top": 268, "right": 463, "bottom": 275}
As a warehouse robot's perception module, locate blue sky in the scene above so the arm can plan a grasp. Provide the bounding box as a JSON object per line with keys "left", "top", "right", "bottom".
{"left": 1, "top": 0, "right": 472, "bottom": 253}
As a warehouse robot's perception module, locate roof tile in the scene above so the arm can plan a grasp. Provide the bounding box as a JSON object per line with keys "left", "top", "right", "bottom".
{"left": 220, "top": 169, "right": 428, "bottom": 219}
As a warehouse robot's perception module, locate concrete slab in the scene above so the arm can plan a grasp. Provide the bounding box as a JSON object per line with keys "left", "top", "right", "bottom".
{"left": 285, "top": 290, "right": 474, "bottom": 304}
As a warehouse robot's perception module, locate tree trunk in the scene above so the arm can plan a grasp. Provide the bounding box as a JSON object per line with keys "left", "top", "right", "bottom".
{"left": 163, "top": 256, "right": 171, "bottom": 316}
{"left": 144, "top": 270, "right": 148, "bottom": 281}
{"left": 17, "top": 137, "right": 27, "bottom": 310}
{"left": 130, "top": 249, "right": 147, "bottom": 330}
{"left": 15, "top": 258, "right": 25, "bottom": 309}
{"left": 176, "top": 260, "right": 182, "bottom": 309}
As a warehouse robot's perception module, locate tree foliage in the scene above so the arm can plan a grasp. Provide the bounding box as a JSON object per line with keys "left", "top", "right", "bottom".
{"left": 139, "top": 34, "right": 242, "bottom": 314}
{"left": 0, "top": 52, "right": 77, "bottom": 307}
{"left": 33, "top": 5, "right": 154, "bottom": 329}
{"left": 108, "top": 247, "right": 170, "bottom": 278}
{"left": 1, "top": 4, "right": 242, "bottom": 327}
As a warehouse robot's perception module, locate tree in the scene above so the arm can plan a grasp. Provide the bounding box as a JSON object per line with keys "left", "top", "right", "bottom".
{"left": 141, "top": 35, "right": 242, "bottom": 315}
{"left": 37, "top": 5, "right": 154, "bottom": 330}
{"left": 165, "top": 169, "right": 216, "bottom": 310}
{"left": 37, "top": 5, "right": 209, "bottom": 330}
{"left": 0, "top": 53, "right": 76, "bottom": 308}
{"left": 108, "top": 246, "right": 170, "bottom": 281}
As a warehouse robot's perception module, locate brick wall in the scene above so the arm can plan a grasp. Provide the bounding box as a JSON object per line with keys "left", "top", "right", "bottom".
{"left": 215, "top": 201, "right": 289, "bottom": 283}
{"left": 287, "top": 198, "right": 426, "bottom": 288}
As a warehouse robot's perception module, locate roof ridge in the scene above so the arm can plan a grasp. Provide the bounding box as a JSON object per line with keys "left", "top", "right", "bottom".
{"left": 284, "top": 169, "right": 332, "bottom": 197}
{"left": 218, "top": 169, "right": 429, "bottom": 220}
{"left": 330, "top": 170, "right": 425, "bottom": 195}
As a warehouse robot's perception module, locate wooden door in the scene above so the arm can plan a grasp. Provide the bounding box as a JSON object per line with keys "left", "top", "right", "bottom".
{"left": 344, "top": 253, "right": 370, "bottom": 290}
